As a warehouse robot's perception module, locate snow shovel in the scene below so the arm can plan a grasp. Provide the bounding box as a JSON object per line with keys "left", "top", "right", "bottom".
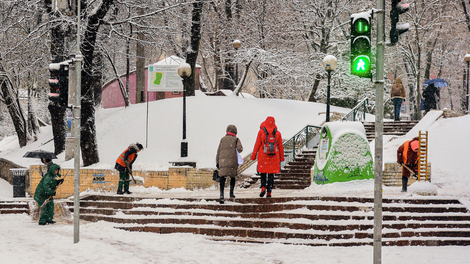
{"left": 128, "top": 168, "right": 137, "bottom": 184}
{"left": 401, "top": 163, "right": 418, "bottom": 179}
{"left": 32, "top": 169, "right": 71, "bottom": 220}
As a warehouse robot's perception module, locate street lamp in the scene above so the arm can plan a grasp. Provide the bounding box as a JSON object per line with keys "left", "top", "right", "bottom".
{"left": 322, "top": 55, "right": 338, "bottom": 122}
{"left": 464, "top": 54, "right": 470, "bottom": 114}
{"left": 232, "top": 40, "right": 241, "bottom": 85}
{"left": 178, "top": 63, "right": 191, "bottom": 157}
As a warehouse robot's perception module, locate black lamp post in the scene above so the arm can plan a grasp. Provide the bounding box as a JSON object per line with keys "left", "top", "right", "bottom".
{"left": 322, "top": 55, "right": 338, "bottom": 122}
{"left": 232, "top": 40, "right": 241, "bottom": 85}
{"left": 465, "top": 54, "right": 470, "bottom": 114}
{"left": 178, "top": 63, "right": 191, "bottom": 157}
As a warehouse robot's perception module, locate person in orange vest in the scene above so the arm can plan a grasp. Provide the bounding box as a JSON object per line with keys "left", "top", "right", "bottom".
{"left": 397, "top": 137, "right": 419, "bottom": 192}
{"left": 115, "top": 143, "right": 143, "bottom": 194}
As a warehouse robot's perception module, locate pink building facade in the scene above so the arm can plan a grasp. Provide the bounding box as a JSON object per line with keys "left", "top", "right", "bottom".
{"left": 102, "top": 57, "right": 201, "bottom": 109}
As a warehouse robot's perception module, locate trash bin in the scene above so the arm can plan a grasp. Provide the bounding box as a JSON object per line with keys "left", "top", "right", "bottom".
{"left": 10, "top": 168, "right": 28, "bottom": 198}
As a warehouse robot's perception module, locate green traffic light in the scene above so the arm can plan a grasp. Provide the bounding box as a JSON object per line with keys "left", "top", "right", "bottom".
{"left": 351, "top": 55, "right": 371, "bottom": 76}
{"left": 354, "top": 19, "right": 370, "bottom": 34}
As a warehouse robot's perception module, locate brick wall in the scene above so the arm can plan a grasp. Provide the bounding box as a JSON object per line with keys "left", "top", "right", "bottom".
{"left": 383, "top": 163, "right": 431, "bottom": 187}
{"left": 28, "top": 165, "right": 217, "bottom": 198}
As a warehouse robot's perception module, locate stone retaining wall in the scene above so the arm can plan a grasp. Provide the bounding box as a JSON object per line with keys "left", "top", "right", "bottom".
{"left": 383, "top": 163, "right": 431, "bottom": 187}
{"left": 28, "top": 166, "right": 216, "bottom": 199}
{"left": 0, "top": 158, "right": 26, "bottom": 184}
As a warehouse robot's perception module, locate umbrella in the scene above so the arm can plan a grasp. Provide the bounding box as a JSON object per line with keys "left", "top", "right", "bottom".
{"left": 424, "top": 79, "right": 448, "bottom": 88}
{"left": 23, "top": 150, "right": 57, "bottom": 159}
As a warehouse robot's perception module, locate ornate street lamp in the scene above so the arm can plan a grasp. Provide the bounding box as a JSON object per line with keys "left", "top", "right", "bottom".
{"left": 322, "top": 55, "right": 338, "bottom": 122}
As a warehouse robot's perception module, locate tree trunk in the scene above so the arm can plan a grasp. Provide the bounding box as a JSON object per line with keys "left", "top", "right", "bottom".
{"left": 461, "top": 0, "right": 470, "bottom": 32}
{"left": 0, "top": 74, "right": 28, "bottom": 147}
{"left": 27, "top": 83, "right": 39, "bottom": 141}
{"left": 184, "top": 0, "right": 204, "bottom": 96}
{"left": 80, "top": 0, "right": 115, "bottom": 166}
{"left": 49, "top": 20, "right": 67, "bottom": 154}
{"left": 404, "top": 59, "right": 418, "bottom": 120}
{"left": 136, "top": 7, "right": 145, "bottom": 103}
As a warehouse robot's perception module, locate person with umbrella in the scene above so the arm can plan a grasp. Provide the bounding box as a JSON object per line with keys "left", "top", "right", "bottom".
{"left": 423, "top": 83, "right": 439, "bottom": 114}
{"left": 23, "top": 150, "right": 58, "bottom": 177}
{"left": 34, "top": 163, "right": 63, "bottom": 225}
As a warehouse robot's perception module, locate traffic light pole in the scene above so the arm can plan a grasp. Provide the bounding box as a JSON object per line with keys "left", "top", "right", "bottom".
{"left": 73, "top": 0, "right": 82, "bottom": 244}
{"left": 373, "top": 0, "right": 385, "bottom": 263}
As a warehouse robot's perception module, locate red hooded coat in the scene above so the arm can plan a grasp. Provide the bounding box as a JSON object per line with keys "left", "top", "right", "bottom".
{"left": 251, "top": 116, "right": 285, "bottom": 173}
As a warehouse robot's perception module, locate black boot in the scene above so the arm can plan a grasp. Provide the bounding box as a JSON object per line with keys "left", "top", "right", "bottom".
{"left": 229, "top": 177, "right": 236, "bottom": 198}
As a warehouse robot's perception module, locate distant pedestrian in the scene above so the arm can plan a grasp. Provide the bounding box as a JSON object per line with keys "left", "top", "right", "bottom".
{"left": 251, "top": 116, "right": 284, "bottom": 198}
{"left": 34, "top": 163, "right": 63, "bottom": 225}
{"left": 397, "top": 137, "right": 419, "bottom": 192}
{"left": 216, "top": 125, "right": 243, "bottom": 204}
{"left": 423, "top": 84, "right": 439, "bottom": 114}
{"left": 391, "top": 77, "right": 406, "bottom": 121}
{"left": 39, "top": 158, "right": 53, "bottom": 177}
{"left": 115, "top": 143, "right": 143, "bottom": 195}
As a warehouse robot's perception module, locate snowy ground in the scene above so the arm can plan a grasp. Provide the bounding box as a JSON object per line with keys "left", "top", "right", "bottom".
{"left": 1, "top": 93, "right": 470, "bottom": 263}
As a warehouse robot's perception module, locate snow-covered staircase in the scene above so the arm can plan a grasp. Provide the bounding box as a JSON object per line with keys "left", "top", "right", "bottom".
{"left": 68, "top": 195, "right": 470, "bottom": 246}
{"left": 0, "top": 201, "right": 29, "bottom": 214}
{"left": 363, "top": 121, "right": 419, "bottom": 142}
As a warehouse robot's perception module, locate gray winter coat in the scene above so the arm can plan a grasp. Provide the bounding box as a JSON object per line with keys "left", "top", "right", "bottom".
{"left": 216, "top": 125, "right": 243, "bottom": 178}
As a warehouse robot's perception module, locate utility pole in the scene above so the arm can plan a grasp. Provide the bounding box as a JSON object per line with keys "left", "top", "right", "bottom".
{"left": 73, "top": 0, "right": 82, "bottom": 244}
{"left": 373, "top": 0, "right": 385, "bottom": 263}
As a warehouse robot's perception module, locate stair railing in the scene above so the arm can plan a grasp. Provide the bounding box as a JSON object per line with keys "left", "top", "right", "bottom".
{"left": 341, "top": 98, "right": 370, "bottom": 122}
{"left": 237, "top": 125, "right": 322, "bottom": 175}
{"left": 281, "top": 125, "right": 322, "bottom": 169}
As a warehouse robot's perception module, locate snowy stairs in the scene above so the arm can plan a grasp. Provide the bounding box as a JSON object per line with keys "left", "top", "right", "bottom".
{"left": 68, "top": 195, "right": 470, "bottom": 246}
{"left": 0, "top": 201, "right": 29, "bottom": 214}
{"left": 241, "top": 149, "right": 316, "bottom": 190}
{"left": 363, "top": 121, "right": 419, "bottom": 142}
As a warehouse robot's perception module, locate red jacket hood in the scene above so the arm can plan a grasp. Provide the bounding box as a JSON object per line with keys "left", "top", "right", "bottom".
{"left": 260, "top": 116, "right": 277, "bottom": 133}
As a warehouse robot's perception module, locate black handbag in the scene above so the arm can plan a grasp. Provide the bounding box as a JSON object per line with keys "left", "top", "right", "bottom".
{"left": 212, "top": 169, "right": 220, "bottom": 182}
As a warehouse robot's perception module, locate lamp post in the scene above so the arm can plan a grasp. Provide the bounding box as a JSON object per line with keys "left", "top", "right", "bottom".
{"left": 232, "top": 40, "right": 241, "bottom": 85}
{"left": 178, "top": 63, "right": 191, "bottom": 157}
{"left": 322, "top": 55, "right": 338, "bottom": 122}
{"left": 464, "top": 54, "right": 470, "bottom": 114}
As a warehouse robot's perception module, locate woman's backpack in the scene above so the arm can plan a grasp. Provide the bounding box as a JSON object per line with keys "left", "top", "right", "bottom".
{"left": 262, "top": 127, "right": 278, "bottom": 156}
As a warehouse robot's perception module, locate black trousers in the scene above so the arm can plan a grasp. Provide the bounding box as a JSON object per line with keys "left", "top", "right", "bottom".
{"left": 260, "top": 173, "right": 275, "bottom": 192}
{"left": 220, "top": 176, "right": 235, "bottom": 198}
{"left": 402, "top": 176, "right": 409, "bottom": 192}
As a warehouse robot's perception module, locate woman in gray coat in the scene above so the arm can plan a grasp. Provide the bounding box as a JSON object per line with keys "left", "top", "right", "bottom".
{"left": 216, "top": 125, "right": 243, "bottom": 204}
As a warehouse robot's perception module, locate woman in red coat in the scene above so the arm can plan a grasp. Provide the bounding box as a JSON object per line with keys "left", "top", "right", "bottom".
{"left": 251, "top": 116, "right": 284, "bottom": 198}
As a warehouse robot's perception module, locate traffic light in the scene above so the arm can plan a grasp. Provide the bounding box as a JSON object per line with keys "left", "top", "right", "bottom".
{"left": 48, "top": 61, "right": 69, "bottom": 107}
{"left": 390, "top": 0, "right": 410, "bottom": 46}
{"left": 351, "top": 11, "right": 372, "bottom": 78}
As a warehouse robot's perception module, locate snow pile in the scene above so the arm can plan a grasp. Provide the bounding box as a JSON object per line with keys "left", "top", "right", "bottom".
{"left": 408, "top": 180, "right": 438, "bottom": 196}
{"left": 328, "top": 133, "right": 372, "bottom": 173}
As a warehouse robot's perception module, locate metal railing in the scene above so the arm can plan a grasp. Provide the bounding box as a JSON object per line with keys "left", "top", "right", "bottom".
{"left": 237, "top": 125, "right": 322, "bottom": 175}
{"left": 281, "top": 125, "right": 322, "bottom": 168}
{"left": 341, "top": 98, "right": 370, "bottom": 122}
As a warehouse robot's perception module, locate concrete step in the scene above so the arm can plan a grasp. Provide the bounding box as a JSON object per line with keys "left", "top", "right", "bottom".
{"left": 0, "top": 201, "right": 29, "bottom": 215}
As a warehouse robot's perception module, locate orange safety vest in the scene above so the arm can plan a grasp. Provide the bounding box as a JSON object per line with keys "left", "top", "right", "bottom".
{"left": 116, "top": 147, "right": 136, "bottom": 168}
{"left": 403, "top": 140, "right": 417, "bottom": 165}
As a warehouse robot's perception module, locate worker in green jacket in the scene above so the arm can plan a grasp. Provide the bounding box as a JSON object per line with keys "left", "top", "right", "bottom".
{"left": 34, "top": 163, "right": 63, "bottom": 225}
